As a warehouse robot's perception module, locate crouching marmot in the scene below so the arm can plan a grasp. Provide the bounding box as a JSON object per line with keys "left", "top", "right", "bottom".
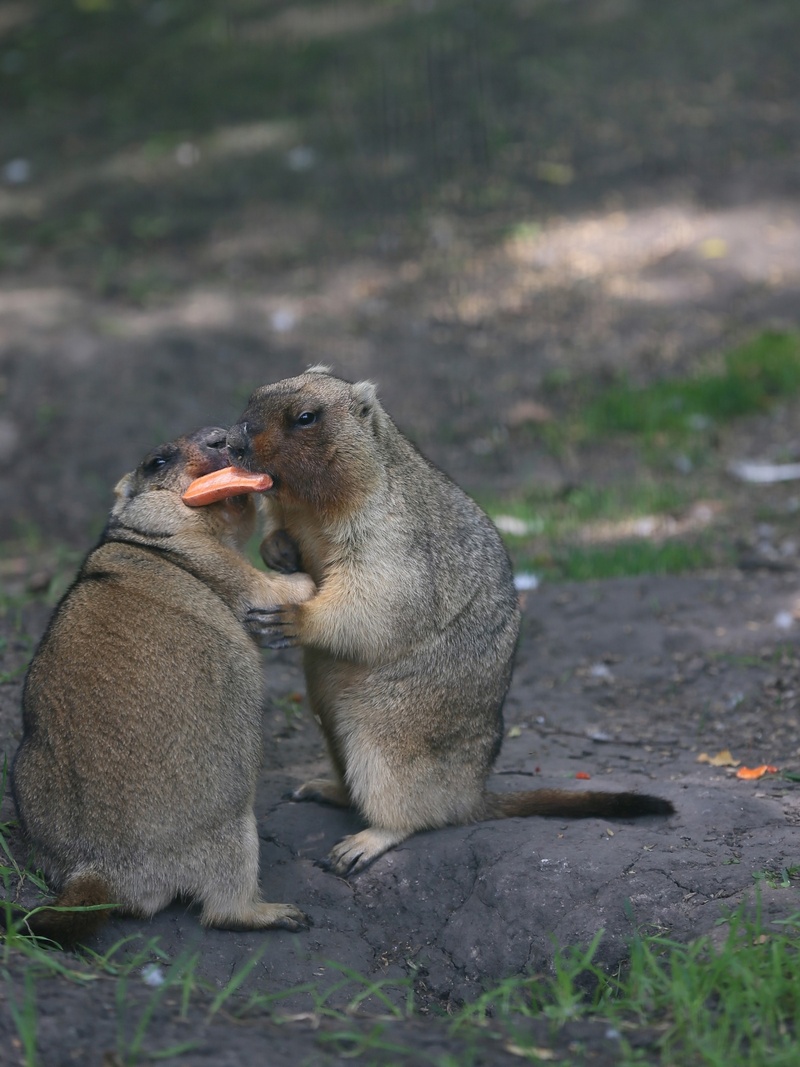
{"left": 10, "top": 427, "right": 315, "bottom": 946}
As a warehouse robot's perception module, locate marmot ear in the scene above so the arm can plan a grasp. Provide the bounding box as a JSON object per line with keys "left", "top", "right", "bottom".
{"left": 113, "top": 473, "right": 135, "bottom": 501}
{"left": 352, "top": 379, "right": 377, "bottom": 419}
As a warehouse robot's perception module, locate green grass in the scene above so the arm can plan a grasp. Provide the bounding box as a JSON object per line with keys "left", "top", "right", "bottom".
{"left": 4, "top": 796, "right": 800, "bottom": 1067}
{"left": 753, "top": 865, "right": 800, "bottom": 890}
{"left": 3, "top": 899, "right": 799, "bottom": 1067}
{"left": 483, "top": 482, "right": 691, "bottom": 541}
{"left": 615, "top": 909, "right": 800, "bottom": 1066}
{"left": 530, "top": 330, "right": 800, "bottom": 469}
{"left": 584, "top": 331, "right": 800, "bottom": 439}
{"left": 451, "top": 902, "right": 800, "bottom": 1067}
{"left": 482, "top": 480, "right": 720, "bottom": 580}
{"left": 481, "top": 330, "right": 800, "bottom": 581}
{"left": 535, "top": 538, "right": 717, "bottom": 582}
{"left": 237, "top": 902, "right": 800, "bottom": 1065}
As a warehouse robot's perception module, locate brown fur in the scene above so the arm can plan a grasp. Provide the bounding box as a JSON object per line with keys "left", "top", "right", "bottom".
{"left": 10, "top": 428, "right": 315, "bottom": 947}
{"left": 227, "top": 368, "right": 674, "bottom": 876}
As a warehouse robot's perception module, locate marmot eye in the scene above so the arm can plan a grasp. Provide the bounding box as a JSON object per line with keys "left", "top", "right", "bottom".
{"left": 143, "top": 455, "right": 168, "bottom": 474}
{"left": 295, "top": 411, "right": 318, "bottom": 427}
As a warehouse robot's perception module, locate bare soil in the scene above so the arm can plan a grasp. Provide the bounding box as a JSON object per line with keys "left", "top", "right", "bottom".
{"left": 2, "top": 0, "right": 800, "bottom": 1063}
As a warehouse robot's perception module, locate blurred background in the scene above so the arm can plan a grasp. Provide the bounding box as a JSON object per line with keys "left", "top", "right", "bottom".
{"left": 1, "top": 0, "right": 800, "bottom": 588}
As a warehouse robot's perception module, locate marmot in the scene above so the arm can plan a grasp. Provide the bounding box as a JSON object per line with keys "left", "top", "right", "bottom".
{"left": 10, "top": 427, "right": 315, "bottom": 947}
{"left": 214, "top": 368, "right": 673, "bottom": 876}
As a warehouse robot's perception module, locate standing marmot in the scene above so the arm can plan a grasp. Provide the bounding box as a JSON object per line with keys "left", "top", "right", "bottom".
{"left": 210, "top": 368, "right": 672, "bottom": 876}
{"left": 11, "top": 427, "right": 314, "bottom": 946}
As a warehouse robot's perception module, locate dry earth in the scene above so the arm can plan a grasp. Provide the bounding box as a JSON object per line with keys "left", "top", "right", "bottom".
{"left": 1, "top": 0, "right": 800, "bottom": 1063}
{"left": 2, "top": 570, "right": 800, "bottom": 1064}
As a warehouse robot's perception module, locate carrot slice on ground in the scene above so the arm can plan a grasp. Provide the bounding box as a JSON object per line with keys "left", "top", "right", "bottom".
{"left": 735, "top": 765, "right": 778, "bottom": 780}
{"left": 182, "top": 467, "right": 273, "bottom": 506}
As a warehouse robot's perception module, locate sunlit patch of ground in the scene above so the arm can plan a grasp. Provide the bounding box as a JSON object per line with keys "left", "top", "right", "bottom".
{"left": 576, "top": 499, "right": 724, "bottom": 545}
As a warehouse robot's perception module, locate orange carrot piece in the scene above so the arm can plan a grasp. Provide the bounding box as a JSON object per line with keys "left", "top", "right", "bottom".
{"left": 735, "top": 765, "right": 778, "bottom": 780}
{"left": 182, "top": 467, "right": 273, "bottom": 506}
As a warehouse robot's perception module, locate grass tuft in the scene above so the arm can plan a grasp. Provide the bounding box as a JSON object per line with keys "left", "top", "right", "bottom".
{"left": 584, "top": 331, "right": 800, "bottom": 438}
{"left": 448, "top": 900, "right": 800, "bottom": 1067}
{"left": 536, "top": 538, "right": 717, "bottom": 582}
{"left": 483, "top": 331, "right": 800, "bottom": 582}
{"left": 483, "top": 481, "right": 721, "bottom": 581}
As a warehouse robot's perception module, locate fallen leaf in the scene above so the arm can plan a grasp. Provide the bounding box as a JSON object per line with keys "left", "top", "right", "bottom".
{"left": 697, "top": 749, "right": 740, "bottom": 767}
{"left": 504, "top": 1043, "right": 556, "bottom": 1060}
{"left": 699, "top": 237, "right": 728, "bottom": 259}
{"left": 575, "top": 771, "right": 591, "bottom": 780}
{"left": 736, "top": 765, "right": 778, "bottom": 780}
{"left": 507, "top": 725, "right": 522, "bottom": 739}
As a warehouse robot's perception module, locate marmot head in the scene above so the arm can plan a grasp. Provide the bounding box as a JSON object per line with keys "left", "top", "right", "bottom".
{"left": 226, "top": 366, "right": 385, "bottom": 513}
{"left": 109, "top": 427, "right": 258, "bottom": 546}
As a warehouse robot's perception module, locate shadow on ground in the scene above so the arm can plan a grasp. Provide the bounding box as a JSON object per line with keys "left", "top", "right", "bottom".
{"left": 2, "top": 0, "right": 800, "bottom": 1063}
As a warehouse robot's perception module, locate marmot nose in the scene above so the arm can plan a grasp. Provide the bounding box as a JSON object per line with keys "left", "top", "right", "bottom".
{"left": 196, "top": 427, "right": 227, "bottom": 452}
{"left": 226, "top": 423, "right": 251, "bottom": 464}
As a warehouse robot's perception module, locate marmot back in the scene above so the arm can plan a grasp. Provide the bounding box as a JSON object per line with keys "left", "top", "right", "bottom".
{"left": 10, "top": 427, "right": 314, "bottom": 946}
